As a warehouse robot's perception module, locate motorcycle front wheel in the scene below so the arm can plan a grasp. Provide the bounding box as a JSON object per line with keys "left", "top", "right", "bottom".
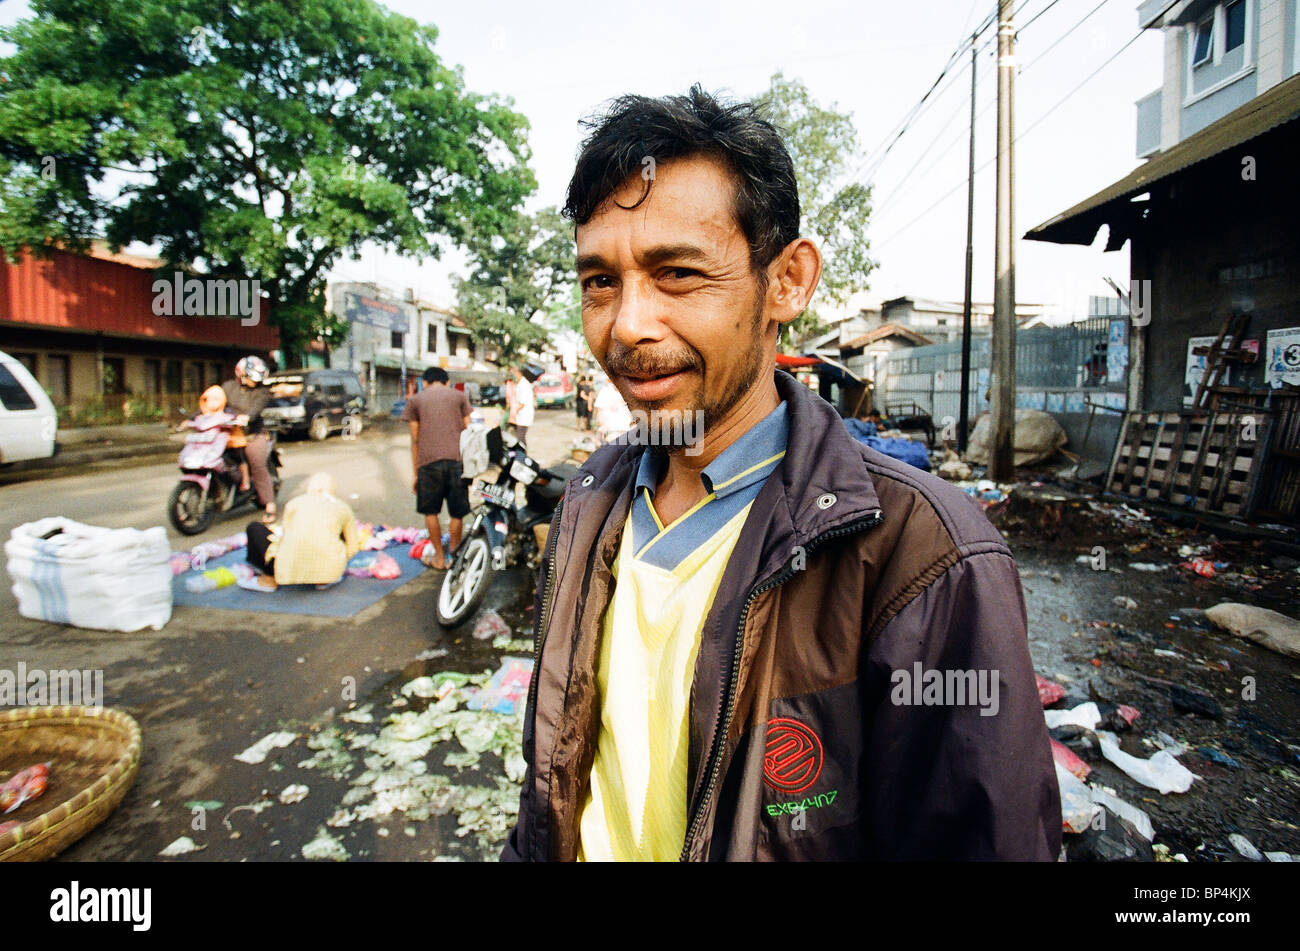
{"left": 169, "top": 481, "right": 214, "bottom": 535}
{"left": 436, "top": 534, "right": 494, "bottom": 627}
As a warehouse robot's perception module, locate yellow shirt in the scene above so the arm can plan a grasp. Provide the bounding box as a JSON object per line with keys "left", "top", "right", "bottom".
{"left": 265, "top": 492, "right": 362, "bottom": 585}
{"left": 576, "top": 501, "right": 754, "bottom": 861}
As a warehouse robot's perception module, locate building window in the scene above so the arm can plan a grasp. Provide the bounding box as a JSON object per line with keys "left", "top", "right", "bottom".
{"left": 1193, "top": 14, "right": 1214, "bottom": 66}
{"left": 427, "top": 324, "right": 438, "bottom": 353}
{"left": 12, "top": 352, "right": 37, "bottom": 375}
{"left": 390, "top": 330, "right": 404, "bottom": 349}
{"left": 144, "top": 359, "right": 161, "bottom": 395}
{"left": 184, "top": 362, "right": 203, "bottom": 395}
{"left": 210, "top": 362, "right": 224, "bottom": 385}
{"left": 1224, "top": 0, "right": 1245, "bottom": 52}
{"left": 102, "top": 357, "right": 127, "bottom": 395}
{"left": 46, "top": 355, "right": 70, "bottom": 404}
{"left": 164, "top": 360, "right": 182, "bottom": 395}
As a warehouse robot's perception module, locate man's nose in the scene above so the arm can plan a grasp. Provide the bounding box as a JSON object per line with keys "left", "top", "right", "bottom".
{"left": 609, "top": 276, "right": 667, "bottom": 349}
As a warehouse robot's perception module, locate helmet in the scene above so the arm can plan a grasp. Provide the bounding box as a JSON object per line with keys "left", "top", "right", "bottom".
{"left": 235, "top": 355, "right": 269, "bottom": 384}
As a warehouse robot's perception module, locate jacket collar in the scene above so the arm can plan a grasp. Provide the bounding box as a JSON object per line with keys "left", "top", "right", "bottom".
{"left": 571, "top": 369, "right": 883, "bottom": 543}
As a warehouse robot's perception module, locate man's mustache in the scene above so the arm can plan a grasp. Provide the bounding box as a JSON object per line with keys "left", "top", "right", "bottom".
{"left": 604, "top": 344, "right": 701, "bottom": 379}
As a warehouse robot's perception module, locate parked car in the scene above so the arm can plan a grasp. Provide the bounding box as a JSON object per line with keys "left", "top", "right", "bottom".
{"left": 261, "top": 368, "right": 366, "bottom": 440}
{"left": 476, "top": 383, "right": 504, "bottom": 407}
{"left": 0, "top": 350, "right": 57, "bottom": 465}
{"left": 534, "top": 371, "right": 575, "bottom": 408}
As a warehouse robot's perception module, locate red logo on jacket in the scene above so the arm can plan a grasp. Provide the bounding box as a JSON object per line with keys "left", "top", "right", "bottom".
{"left": 763, "top": 717, "right": 824, "bottom": 794}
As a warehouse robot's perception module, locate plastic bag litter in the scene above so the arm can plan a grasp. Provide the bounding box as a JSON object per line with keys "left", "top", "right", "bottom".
{"left": 1056, "top": 762, "right": 1102, "bottom": 833}
{"left": 465, "top": 657, "right": 534, "bottom": 714}
{"left": 472, "top": 610, "right": 512, "bottom": 642}
{"left": 233, "top": 731, "right": 297, "bottom": 764}
{"left": 1097, "top": 731, "right": 1195, "bottom": 794}
{"left": 1036, "top": 674, "right": 1066, "bottom": 707}
{"left": 1090, "top": 786, "right": 1154, "bottom": 840}
{"left": 1204, "top": 602, "right": 1300, "bottom": 660}
{"left": 301, "top": 826, "right": 350, "bottom": 862}
{"left": 1044, "top": 701, "right": 1101, "bottom": 731}
{"left": 1051, "top": 739, "right": 1091, "bottom": 780}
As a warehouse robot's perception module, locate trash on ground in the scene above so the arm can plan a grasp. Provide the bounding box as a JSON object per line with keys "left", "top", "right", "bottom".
{"left": 1228, "top": 833, "right": 1263, "bottom": 861}
{"left": 1036, "top": 674, "right": 1066, "bottom": 707}
{"left": 1204, "top": 602, "right": 1300, "bottom": 660}
{"left": 233, "top": 731, "right": 297, "bottom": 764}
{"left": 1044, "top": 701, "right": 1101, "bottom": 731}
{"left": 301, "top": 826, "right": 350, "bottom": 861}
{"left": 1050, "top": 739, "right": 1091, "bottom": 780}
{"left": 1096, "top": 731, "right": 1195, "bottom": 794}
{"left": 465, "top": 657, "right": 534, "bottom": 714}
{"left": 1166, "top": 684, "right": 1223, "bottom": 720}
{"left": 1089, "top": 786, "right": 1155, "bottom": 841}
{"left": 472, "top": 610, "right": 512, "bottom": 642}
{"left": 1056, "top": 762, "right": 1102, "bottom": 833}
{"left": 1065, "top": 806, "right": 1155, "bottom": 862}
{"left": 279, "top": 783, "right": 309, "bottom": 804}
{"left": 159, "top": 835, "right": 205, "bottom": 856}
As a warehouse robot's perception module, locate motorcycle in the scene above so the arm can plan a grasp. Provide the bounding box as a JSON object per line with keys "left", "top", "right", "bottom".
{"left": 167, "top": 412, "right": 282, "bottom": 536}
{"left": 437, "top": 428, "right": 577, "bottom": 627}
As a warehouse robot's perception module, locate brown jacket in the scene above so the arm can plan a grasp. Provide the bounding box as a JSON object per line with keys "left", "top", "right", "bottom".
{"left": 504, "top": 371, "right": 1061, "bottom": 861}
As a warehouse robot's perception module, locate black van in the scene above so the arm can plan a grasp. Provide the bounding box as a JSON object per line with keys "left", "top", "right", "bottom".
{"left": 261, "top": 368, "right": 366, "bottom": 440}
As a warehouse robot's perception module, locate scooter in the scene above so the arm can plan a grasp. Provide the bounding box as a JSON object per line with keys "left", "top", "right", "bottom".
{"left": 436, "top": 428, "right": 577, "bottom": 627}
{"left": 167, "top": 412, "right": 282, "bottom": 536}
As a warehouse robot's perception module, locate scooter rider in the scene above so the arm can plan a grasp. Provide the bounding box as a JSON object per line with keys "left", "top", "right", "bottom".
{"left": 222, "top": 355, "right": 276, "bottom": 523}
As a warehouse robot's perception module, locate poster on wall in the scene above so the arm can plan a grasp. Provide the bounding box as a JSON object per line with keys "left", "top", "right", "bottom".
{"left": 1183, "top": 336, "right": 1217, "bottom": 406}
{"left": 1106, "top": 319, "right": 1128, "bottom": 383}
{"left": 1265, "top": 326, "right": 1300, "bottom": 389}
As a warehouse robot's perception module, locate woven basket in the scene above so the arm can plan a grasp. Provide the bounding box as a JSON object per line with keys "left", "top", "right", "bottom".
{"left": 0, "top": 706, "right": 142, "bottom": 862}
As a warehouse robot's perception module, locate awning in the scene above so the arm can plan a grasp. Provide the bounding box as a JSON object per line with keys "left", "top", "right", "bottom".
{"left": 775, "top": 353, "right": 820, "bottom": 367}
{"left": 1026, "top": 73, "right": 1300, "bottom": 246}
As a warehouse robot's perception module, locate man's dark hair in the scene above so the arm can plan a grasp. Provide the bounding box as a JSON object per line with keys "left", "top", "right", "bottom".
{"left": 564, "top": 85, "right": 800, "bottom": 274}
{"left": 423, "top": 367, "right": 448, "bottom": 385}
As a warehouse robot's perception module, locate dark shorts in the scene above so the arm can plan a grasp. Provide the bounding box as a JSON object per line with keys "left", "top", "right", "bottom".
{"left": 417, "top": 459, "right": 470, "bottom": 518}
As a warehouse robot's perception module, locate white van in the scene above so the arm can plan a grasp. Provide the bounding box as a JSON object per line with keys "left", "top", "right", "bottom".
{"left": 0, "top": 350, "right": 57, "bottom": 464}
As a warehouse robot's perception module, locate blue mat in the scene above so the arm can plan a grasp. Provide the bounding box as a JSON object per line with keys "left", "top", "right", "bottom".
{"left": 171, "top": 547, "right": 427, "bottom": 617}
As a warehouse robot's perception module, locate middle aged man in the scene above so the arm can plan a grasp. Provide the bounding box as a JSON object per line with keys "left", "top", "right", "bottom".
{"left": 504, "top": 86, "right": 1060, "bottom": 862}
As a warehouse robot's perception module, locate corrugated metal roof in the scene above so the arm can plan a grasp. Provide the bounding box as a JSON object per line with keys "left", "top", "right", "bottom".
{"left": 1026, "top": 73, "right": 1300, "bottom": 245}
{"left": 841, "top": 323, "right": 936, "bottom": 349}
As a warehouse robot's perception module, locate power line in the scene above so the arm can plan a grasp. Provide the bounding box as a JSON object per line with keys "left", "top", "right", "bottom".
{"left": 869, "top": 0, "right": 1116, "bottom": 224}
{"left": 870, "top": 22, "right": 1149, "bottom": 251}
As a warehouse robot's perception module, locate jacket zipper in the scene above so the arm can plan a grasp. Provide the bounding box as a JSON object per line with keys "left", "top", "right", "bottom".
{"left": 528, "top": 493, "right": 566, "bottom": 709}
{"left": 679, "top": 511, "right": 884, "bottom": 861}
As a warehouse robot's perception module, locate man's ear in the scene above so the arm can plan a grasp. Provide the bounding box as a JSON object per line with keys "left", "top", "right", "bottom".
{"left": 766, "top": 238, "right": 823, "bottom": 326}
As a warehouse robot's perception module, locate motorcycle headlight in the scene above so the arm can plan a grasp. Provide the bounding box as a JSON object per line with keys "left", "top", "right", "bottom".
{"left": 509, "top": 458, "right": 538, "bottom": 485}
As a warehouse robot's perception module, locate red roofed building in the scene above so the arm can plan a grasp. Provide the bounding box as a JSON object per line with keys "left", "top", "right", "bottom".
{"left": 0, "top": 243, "right": 278, "bottom": 422}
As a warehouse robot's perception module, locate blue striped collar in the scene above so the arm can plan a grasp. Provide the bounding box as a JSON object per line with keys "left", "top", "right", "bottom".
{"left": 634, "top": 401, "right": 789, "bottom": 501}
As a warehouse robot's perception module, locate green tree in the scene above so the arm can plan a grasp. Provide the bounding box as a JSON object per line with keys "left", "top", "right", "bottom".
{"left": 456, "top": 206, "right": 575, "bottom": 363}
{"left": 755, "top": 72, "right": 875, "bottom": 348}
{"left": 0, "top": 0, "right": 535, "bottom": 359}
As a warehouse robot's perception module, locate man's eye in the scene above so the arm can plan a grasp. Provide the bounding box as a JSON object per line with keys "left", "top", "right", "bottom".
{"left": 582, "top": 275, "right": 614, "bottom": 291}
{"left": 663, "top": 267, "right": 699, "bottom": 281}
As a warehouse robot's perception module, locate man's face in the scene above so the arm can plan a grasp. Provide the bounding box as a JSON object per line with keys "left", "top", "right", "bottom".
{"left": 576, "top": 155, "right": 772, "bottom": 426}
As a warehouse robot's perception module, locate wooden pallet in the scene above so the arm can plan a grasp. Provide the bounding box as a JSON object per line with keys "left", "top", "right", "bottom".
{"left": 1106, "top": 410, "right": 1271, "bottom": 517}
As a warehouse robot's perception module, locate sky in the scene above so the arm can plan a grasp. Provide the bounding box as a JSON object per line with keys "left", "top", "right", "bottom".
{"left": 0, "top": 0, "right": 1165, "bottom": 323}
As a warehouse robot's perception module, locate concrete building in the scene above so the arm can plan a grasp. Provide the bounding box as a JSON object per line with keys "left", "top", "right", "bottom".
{"left": 1028, "top": 1, "right": 1300, "bottom": 519}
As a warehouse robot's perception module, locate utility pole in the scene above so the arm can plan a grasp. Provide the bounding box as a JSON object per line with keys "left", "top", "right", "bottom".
{"left": 991, "top": 0, "right": 1017, "bottom": 480}
{"left": 958, "top": 31, "right": 977, "bottom": 455}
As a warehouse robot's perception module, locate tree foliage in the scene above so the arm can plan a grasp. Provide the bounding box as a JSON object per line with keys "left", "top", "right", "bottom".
{"left": 0, "top": 0, "right": 535, "bottom": 358}
{"left": 455, "top": 206, "right": 574, "bottom": 363}
{"left": 755, "top": 72, "right": 875, "bottom": 347}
